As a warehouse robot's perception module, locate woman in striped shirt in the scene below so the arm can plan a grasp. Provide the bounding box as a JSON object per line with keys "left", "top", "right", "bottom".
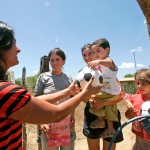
{"left": 0, "top": 21, "right": 100, "bottom": 150}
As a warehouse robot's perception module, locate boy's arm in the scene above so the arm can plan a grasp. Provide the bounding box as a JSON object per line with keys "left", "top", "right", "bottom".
{"left": 87, "top": 58, "right": 113, "bottom": 68}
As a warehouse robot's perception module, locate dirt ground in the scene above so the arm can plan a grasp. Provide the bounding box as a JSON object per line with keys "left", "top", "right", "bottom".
{"left": 26, "top": 100, "right": 135, "bottom": 150}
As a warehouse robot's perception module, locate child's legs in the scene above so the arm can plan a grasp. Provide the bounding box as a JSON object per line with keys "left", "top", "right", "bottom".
{"left": 97, "top": 116, "right": 104, "bottom": 122}
{"left": 106, "top": 120, "right": 114, "bottom": 129}
{"left": 103, "top": 139, "right": 116, "bottom": 150}
{"left": 104, "top": 106, "right": 118, "bottom": 131}
{"left": 87, "top": 138, "right": 100, "bottom": 150}
{"left": 105, "top": 105, "right": 118, "bottom": 122}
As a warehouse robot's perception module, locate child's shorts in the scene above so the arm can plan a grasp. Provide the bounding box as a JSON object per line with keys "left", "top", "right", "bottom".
{"left": 83, "top": 102, "right": 124, "bottom": 143}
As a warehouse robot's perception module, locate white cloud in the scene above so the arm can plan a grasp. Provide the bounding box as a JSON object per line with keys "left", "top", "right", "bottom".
{"left": 119, "top": 62, "right": 134, "bottom": 69}
{"left": 137, "top": 64, "right": 145, "bottom": 67}
{"left": 130, "top": 47, "right": 143, "bottom": 53}
{"left": 119, "top": 62, "right": 145, "bottom": 69}
{"left": 32, "top": 70, "right": 38, "bottom": 75}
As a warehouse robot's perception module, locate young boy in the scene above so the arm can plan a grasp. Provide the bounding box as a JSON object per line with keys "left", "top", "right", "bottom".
{"left": 88, "top": 38, "right": 121, "bottom": 138}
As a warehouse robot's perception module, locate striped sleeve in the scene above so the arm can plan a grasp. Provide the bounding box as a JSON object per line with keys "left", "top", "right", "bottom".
{"left": 0, "top": 81, "right": 30, "bottom": 118}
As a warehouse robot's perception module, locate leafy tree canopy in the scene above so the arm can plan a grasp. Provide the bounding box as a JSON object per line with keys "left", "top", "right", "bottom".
{"left": 124, "top": 73, "right": 134, "bottom": 78}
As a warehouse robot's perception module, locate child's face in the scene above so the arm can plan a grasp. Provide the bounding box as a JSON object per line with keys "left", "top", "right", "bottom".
{"left": 82, "top": 48, "right": 96, "bottom": 63}
{"left": 136, "top": 79, "right": 150, "bottom": 97}
{"left": 91, "top": 44, "right": 109, "bottom": 60}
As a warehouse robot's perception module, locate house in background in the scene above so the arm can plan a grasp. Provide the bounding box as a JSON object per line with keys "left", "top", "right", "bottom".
{"left": 119, "top": 77, "right": 135, "bottom": 84}
{"left": 137, "top": 0, "right": 150, "bottom": 38}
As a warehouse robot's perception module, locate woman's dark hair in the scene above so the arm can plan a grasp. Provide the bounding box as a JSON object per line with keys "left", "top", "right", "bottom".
{"left": 0, "top": 21, "right": 15, "bottom": 51}
{"left": 81, "top": 43, "right": 92, "bottom": 54}
{"left": 0, "top": 21, "right": 15, "bottom": 80}
{"left": 48, "top": 47, "right": 66, "bottom": 61}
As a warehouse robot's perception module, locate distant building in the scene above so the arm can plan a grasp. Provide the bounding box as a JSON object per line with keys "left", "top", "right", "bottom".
{"left": 119, "top": 77, "right": 135, "bottom": 84}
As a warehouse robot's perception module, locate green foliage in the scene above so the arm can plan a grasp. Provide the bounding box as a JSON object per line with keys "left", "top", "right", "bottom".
{"left": 124, "top": 74, "right": 134, "bottom": 78}
{"left": 15, "top": 79, "right": 22, "bottom": 86}
{"left": 7, "top": 71, "right": 11, "bottom": 81}
{"left": 121, "top": 82, "right": 137, "bottom": 94}
{"left": 6, "top": 69, "right": 39, "bottom": 94}
{"left": 26, "top": 75, "right": 38, "bottom": 94}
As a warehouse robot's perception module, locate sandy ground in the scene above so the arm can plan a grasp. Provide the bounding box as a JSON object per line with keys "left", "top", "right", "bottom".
{"left": 26, "top": 100, "right": 135, "bottom": 150}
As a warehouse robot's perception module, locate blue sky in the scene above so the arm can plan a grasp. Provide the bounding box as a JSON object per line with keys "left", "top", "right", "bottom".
{"left": 1, "top": 0, "right": 150, "bottom": 79}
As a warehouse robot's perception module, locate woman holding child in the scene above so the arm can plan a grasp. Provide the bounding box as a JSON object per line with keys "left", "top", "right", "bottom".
{"left": 81, "top": 40, "right": 124, "bottom": 150}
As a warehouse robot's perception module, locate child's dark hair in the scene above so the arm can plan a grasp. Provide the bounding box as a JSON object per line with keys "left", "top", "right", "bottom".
{"left": 48, "top": 47, "right": 66, "bottom": 61}
{"left": 135, "top": 68, "right": 150, "bottom": 84}
{"left": 81, "top": 43, "right": 92, "bottom": 54}
{"left": 92, "top": 38, "right": 110, "bottom": 49}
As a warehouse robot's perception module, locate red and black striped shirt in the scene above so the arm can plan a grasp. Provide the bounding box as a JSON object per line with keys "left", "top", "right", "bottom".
{"left": 0, "top": 81, "right": 30, "bottom": 150}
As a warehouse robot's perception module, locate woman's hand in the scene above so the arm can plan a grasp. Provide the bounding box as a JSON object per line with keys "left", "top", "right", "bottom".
{"left": 81, "top": 78, "right": 102, "bottom": 103}
{"left": 40, "top": 124, "right": 50, "bottom": 134}
{"left": 68, "top": 80, "right": 81, "bottom": 96}
{"left": 125, "top": 107, "right": 138, "bottom": 119}
{"left": 89, "top": 95, "right": 107, "bottom": 109}
{"left": 89, "top": 91, "right": 124, "bottom": 110}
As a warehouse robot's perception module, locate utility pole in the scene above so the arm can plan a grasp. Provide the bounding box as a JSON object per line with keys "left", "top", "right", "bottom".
{"left": 130, "top": 47, "right": 142, "bottom": 72}
{"left": 133, "top": 51, "right": 137, "bottom": 71}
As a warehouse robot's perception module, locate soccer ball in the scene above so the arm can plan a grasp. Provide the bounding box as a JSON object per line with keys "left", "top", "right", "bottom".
{"left": 140, "top": 100, "right": 150, "bottom": 137}
{"left": 140, "top": 101, "right": 150, "bottom": 115}
{"left": 76, "top": 66, "right": 103, "bottom": 89}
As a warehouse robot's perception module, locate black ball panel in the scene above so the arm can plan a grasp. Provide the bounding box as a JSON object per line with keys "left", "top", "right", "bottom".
{"left": 99, "top": 76, "right": 103, "bottom": 84}
{"left": 84, "top": 73, "right": 92, "bottom": 81}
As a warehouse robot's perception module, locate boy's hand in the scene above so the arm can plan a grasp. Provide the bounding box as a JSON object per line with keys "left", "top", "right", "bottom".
{"left": 87, "top": 60, "right": 100, "bottom": 69}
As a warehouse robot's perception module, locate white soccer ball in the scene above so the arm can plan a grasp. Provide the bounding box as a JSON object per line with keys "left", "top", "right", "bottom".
{"left": 76, "top": 66, "right": 103, "bottom": 89}
{"left": 140, "top": 100, "right": 150, "bottom": 116}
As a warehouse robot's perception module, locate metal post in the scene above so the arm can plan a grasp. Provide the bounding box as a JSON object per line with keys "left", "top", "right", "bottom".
{"left": 22, "top": 67, "right": 27, "bottom": 150}
{"left": 133, "top": 52, "right": 137, "bottom": 71}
